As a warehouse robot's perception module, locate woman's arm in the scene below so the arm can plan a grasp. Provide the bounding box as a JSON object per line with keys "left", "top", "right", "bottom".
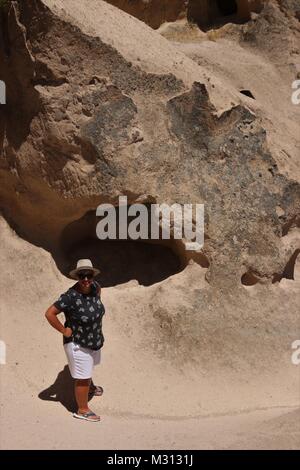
{"left": 45, "top": 305, "right": 72, "bottom": 337}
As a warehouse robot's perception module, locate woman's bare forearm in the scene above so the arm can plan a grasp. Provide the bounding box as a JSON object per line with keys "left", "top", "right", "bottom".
{"left": 45, "top": 313, "right": 65, "bottom": 334}
{"left": 45, "top": 309, "right": 65, "bottom": 335}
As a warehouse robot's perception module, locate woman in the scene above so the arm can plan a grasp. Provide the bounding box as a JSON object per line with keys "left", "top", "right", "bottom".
{"left": 45, "top": 259, "right": 105, "bottom": 422}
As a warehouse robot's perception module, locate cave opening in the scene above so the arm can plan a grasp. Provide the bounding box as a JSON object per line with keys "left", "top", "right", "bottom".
{"left": 217, "top": 0, "right": 238, "bottom": 16}
{"left": 241, "top": 270, "right": 260, "bottom": 286}
{"left": 55, "top": 206, "right": 192, "bottom": 288}
{"left": 0, "top": 5, "right": 11, "bottom": 58}
{"left": 188, "top": 0, "right": 262, "bottom": 31}
{"left": 60, "top": 237, "right": 183, "bottom": 288}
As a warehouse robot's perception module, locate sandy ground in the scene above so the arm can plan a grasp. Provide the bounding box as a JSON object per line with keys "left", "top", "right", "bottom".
{"left": 1, "top": 347, "right": 300, "bottom": 450}
{"left": 1, "top": 386, "right": 299, "bottom": 450}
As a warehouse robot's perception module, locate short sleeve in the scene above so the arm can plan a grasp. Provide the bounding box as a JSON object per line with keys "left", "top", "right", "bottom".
{"left": 53, "top": 292, "right": 71, "bottom": 312}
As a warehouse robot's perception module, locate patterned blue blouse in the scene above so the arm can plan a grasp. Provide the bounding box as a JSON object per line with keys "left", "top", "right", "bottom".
{"left": 54, "top": 281, "right": 105, "bottom": 350}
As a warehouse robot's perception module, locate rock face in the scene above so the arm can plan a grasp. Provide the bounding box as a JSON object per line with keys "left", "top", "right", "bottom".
{"left": 104, "top": 0, "right": 188, "bottom": 29}
{"left": 188, "top": 0, "right": 263, "bottom": 29}
{"left": 0, "top": 0, "right": 299, "bottom": 429}
{"left": 0, "top": 0, "right": 299, "bottom": 282}
{"left": 104, "top": 0, "right": 264, "bottom": 30}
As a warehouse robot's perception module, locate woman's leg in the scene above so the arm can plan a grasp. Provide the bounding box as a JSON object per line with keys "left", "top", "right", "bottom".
{"left": 89, "top": 379, "right": 104, "bottom": 396}
{"left": 74, "top": 378, "right": 100, "bottom": 421}
{"left": 74, "top": 378, "right": 91, "bottom": 413}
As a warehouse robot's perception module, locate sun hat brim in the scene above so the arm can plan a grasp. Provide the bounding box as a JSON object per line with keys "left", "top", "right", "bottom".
{"left": 69, "top": 266, "right": 100, "bottom": 280}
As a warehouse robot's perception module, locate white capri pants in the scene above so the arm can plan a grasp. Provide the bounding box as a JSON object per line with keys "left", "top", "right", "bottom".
{"left": 64, "top": 342, "right": 101, "bottom": 379}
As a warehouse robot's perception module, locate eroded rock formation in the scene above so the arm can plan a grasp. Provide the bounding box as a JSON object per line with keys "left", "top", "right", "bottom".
{"left": 104, "top": 0, "right": 188, "bottom": 29}
{"left": 1, "top": 0, "right": 299, "bottom": 287}
{"left": 0, "top": 0, "right": 299, "bottom": 426}
{"left": 104, "top": 0, "right": 264, "bottom": 30}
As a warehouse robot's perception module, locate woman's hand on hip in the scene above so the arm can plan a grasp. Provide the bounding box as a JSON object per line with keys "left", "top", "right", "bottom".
{"left": 63, "top": 327, "right": 73, "bottom": 338}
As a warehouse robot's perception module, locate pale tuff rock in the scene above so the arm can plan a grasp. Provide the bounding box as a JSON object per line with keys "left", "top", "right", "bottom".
{"left": 0, "top": 0, "right": 299, "bottom": 447}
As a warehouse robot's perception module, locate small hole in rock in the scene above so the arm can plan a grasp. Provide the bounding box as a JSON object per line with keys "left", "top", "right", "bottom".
{"left": 272, "top": 249, "right": 300, "bottom": 282}
{"left": 281, "top": 216, "right": 300, "bottom": 237}
{"left": 241, "top": 270, "right": 260, "bottom": 286}
{"left": 240, "top": 89, "right": 255, "bottom": 99}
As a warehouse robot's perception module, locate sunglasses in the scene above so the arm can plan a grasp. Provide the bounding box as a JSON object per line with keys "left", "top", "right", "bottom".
{"left": 78, "top": 271, "right": 94, "bottom": 280}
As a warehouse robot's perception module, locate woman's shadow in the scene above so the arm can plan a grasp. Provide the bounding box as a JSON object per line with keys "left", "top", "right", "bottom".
{"left": 38, "top": 365, "right": 93, "bottom": 412}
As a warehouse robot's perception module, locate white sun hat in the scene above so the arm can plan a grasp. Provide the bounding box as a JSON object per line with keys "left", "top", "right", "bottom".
{"left": 69, "top": 259, "right": 100, "bottom": 279}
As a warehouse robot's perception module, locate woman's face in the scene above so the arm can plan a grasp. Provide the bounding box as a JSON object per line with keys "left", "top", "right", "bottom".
{"left": 77, "top": 270, "right": 94, "bottom": 289}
